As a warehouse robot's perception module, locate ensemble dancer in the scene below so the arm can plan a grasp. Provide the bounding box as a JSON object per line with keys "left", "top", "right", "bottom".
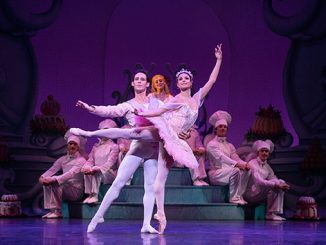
{"left": 244, "top": 140, "right": 290, "bottom": 220}
{"left": 206, "top": 110, "right": 250, "bottom": 205}
{"left": 70, "top": 44, "right": 223, "bottom": 233}
{"left": 77, "top": 71, "right": 160, "bottom": 233}
{"left": 81, "top": 119, "right": 119, "bottom": 204}
{"left": 39, "top": 133, "right": 86, "bottom": 219}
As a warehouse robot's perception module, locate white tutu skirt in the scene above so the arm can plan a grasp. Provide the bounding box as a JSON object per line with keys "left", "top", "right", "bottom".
{"left": 145, "top": 115, "right": 199, "bottom": 170}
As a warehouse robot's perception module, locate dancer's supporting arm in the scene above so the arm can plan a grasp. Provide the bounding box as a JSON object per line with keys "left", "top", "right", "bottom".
{"left": 199, "top": 44, "right": 223, "bottom": 100}
{"left": 135, "top": 101, "right": 183, "bottom": 117}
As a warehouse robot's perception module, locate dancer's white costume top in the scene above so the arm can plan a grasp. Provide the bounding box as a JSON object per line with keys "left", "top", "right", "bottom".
{"left": 244, "top": 157, "right": 285, "bottom": 213}
{"left": 84, "top": 140, "right": 119, "bottom": 174}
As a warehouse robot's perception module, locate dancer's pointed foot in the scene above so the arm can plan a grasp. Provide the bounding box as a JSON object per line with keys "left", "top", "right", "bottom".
{"left": 87, "top": 216, "right": 104, "bottom": 233}
{"left": 70, "top": 128, "right": 92, "bottom": 137}
{"left": 153, "top": 213, "right": 167, "bottom": 234}
{"left": 141, "top": 225, "right": 159, "bottom": 234}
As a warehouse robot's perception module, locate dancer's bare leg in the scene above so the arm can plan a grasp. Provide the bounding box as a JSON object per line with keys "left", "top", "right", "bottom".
{"left": 87, "top": 155, "right": 141, "bottom": 233}
{"left": 70, "top": 127, "right": 160, "bottom": 141}
{"left": 154, "top": 143, "right": 169, "bottom": 234}
{"left": 141, "top": 159, "right": 158, "bottom": 234}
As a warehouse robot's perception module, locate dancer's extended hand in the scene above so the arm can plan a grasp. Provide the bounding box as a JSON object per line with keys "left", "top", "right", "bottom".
{"left": 76, "top": 100, "right": 95, "bottom": 112}
{"left": 215, "top": 43, "right": 223, "bottom": 60}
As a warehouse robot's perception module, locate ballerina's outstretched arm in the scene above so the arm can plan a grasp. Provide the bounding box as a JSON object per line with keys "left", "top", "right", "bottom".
{"left": 199, "top": 44, "right": 223, "bottom": 100}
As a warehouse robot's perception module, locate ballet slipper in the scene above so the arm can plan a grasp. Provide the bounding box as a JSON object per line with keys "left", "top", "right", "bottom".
{"left": 153, "top": 213, "right": 167, "bottom": 234}
{"left": 70, "top": 128, "right": 92, "bottom": 137}
{"left": 87, "top": 216, "right": 104, "bottom": 233}
{"left": 140, "top": 225, "right": 159, "bottom": 234}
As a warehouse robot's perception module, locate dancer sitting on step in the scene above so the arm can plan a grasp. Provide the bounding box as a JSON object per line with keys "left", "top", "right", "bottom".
{"left": 81, "top": 119, "right": 119, "bottom": 204}
{"left": 39, "top": 133, "right": 86, "bottom": 219}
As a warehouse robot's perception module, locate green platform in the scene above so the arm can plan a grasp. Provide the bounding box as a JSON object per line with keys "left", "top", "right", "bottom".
{"left": 62, "top": 167, "right": 265, "bottom": 220}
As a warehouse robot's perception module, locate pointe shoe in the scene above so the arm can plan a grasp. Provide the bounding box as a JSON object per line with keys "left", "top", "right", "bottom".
{"left": 141, "top": 225, "right": 159, "bottom": 234}
{"left": 70, "top": 128, "right": 91, "bottom": 137}
{"left": 87, "top": 216, "right": 105, "bottom": 233}
{"left": 153, "top": 213, "right": 167, "bottom": 234}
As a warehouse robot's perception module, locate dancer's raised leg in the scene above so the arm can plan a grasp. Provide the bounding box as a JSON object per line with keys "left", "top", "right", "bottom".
{"left": 87, "top": 155, "right": 142, "bottom": 233}
{"left": 141, "top": 158, "right": 159, "bottom": 234}
{"left": 70, "top": 127, "right": 160, "bottom": 141}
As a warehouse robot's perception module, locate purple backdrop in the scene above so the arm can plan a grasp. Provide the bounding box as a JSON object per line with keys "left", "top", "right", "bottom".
{"left": 28, "top": 0, "right": 307, "bottom": 148}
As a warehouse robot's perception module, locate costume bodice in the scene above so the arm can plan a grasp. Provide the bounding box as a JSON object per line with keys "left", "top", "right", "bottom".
{"left": 164, "top": 104, "right": 199, "bottom": 133}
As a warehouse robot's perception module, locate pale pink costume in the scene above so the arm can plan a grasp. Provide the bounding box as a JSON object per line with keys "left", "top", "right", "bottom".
{"left": 41, "top": 152, "right": 86, "bottom": 210}
{"left": 145, "top": 89, "right": 204, "bottom": 169}
{"left": 185, "top": 127, "right": 207, "bottom": 181}
{"left": 206, "top": 136, "right": 250, "bottom": 202}
{"left": 83, "top": 139, "right": 119, "bottom": 195}
{"left": 244, "top": 157, "right": 285, "bottom": 214}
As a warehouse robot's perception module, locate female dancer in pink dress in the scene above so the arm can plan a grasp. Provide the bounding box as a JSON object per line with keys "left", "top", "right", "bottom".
{"left": 70, "top": 44, "right": 222, "bottom": 233}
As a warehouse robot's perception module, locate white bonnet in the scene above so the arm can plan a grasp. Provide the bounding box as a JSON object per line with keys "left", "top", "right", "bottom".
{"left": 252, "top": 139, "right": 274, "bottom": 153}
{"left": 98, "top": 119, "right": 118, "bottom": 129}
{"left": 209, "top": 110, "right": 232, "bottom": 127}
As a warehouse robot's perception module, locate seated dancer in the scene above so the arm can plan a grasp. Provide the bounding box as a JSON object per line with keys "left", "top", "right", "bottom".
{"left": 185, "top": 125, "right": 209, "bottom": 186}
{"left": 39, "top": 133, "right": 86, "bottom": 218}
{"left": 81, "top": 119, "right": 119, "bottom": 204}
{"left": 243, "top": 140, "right": 290, "bottom": 221}
{"left": 206, "top": 110, "right": 250, "bottom": 205}
{"left": 70, "top": 44, "right": 223, "bottom": 233}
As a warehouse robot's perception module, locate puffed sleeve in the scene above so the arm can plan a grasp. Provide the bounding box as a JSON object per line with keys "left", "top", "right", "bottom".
{"left": 83, "top": 145, "right": 97, "bottom": 168}
{"left": 206, "top": 140, "right": 237, "bottom": 167}
{"left": 54, "top": 157, "right": 86, "bottom": 185}
{"left": 99, "top": 143, "right": 119, "bottom": 174}
{"left": 248, "top": 159, "right": 279, "bottom": 187}
{"left": 41, "top": 156, "right": 65, "bottom": 178}
{"left": 91, "top": 102, "right": 133, "bottom": 118}
{"left": 230, "top": 143, "right": 246, "bottom": 164}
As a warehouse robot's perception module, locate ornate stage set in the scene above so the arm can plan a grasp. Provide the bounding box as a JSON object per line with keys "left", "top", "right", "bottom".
{"left": 0, "top": 0, "right": 325, "bottom": 220}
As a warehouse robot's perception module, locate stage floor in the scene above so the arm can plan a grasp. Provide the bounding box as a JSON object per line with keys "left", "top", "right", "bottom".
{"left": 0, "top": 218, "right": 325, "bottom": 244}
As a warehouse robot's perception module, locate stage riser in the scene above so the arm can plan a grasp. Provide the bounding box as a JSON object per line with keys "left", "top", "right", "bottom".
{"left": 99, "top": 185, "right": 229, "bottom": 204}
{"left": 63, "top": 202, "right": 246, "bottom": 220}
{"left": 132, "top": 167, "right": 193, "bottom": 186}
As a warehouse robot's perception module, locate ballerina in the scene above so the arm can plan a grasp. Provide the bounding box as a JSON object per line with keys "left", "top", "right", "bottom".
{"left": 70, "top": 44, "right": 223, "bottom": 233}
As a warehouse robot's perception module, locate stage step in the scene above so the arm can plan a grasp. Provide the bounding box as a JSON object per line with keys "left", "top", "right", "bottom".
{"left": 99, "top": 185, "right": 229, "bottom": 204}
{"left": 132, "top": 167, "right": 193, "bottom": 186}
{"left": 63, "top": 202, "right": 246, "bottom": 220}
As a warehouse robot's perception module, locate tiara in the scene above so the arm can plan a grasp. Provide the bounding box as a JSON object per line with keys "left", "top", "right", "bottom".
{"left": 175, "top": 68, "right": 193, "bottom": 79}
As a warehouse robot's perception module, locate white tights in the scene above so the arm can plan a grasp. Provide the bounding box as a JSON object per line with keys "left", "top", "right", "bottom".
{"left": 78, "top": 127, "right": 160, "bottom": 142}
{"left": 90, "top": 154, "right": 157, "bottom": 230}
{"left": 154, "top": 143, "right": 169, "bottom": 217}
